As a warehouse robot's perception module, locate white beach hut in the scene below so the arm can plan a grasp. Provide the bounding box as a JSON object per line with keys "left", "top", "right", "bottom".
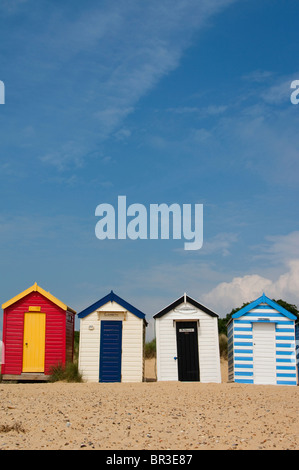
{"left": 227, "top": 293, "right": 298, "bottom": 386}
{"left": 154, "top": 293, "right": 221, "bottom": 383}
{"left": 78, "top": 291, "right": 147, "bottom": 383}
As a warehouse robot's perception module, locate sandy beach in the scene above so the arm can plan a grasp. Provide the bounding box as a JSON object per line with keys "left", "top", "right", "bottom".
{"left": 0, "top": 358, "right": 299, "bottom": 450}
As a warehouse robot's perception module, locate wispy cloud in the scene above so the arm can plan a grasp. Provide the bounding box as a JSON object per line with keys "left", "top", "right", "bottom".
{"left": 1, "top": 0, "right": 238, "bottom": 171}
{"left": 40, "top": 141, "right": 87, "bottom": 171}
{"left": 254, "top": 231, "right": 299, "bottom": 264}
{"left": 261, "top": 74, "right": 299, "bottom": 105}
{"left": 201, "top": 232, "right": 238, "bottom": 257}
{"left": 167, "top": 105, "right": 228, "bottom": 117}
{"left": 149, "top": 70, "right": 299, "bottom": 186}
{"left": 79, "top": 0, "right": 237, "bottom": 139}
{"left": 242, "top": 70, "right": 274, "bottom": 83}
{"left": 0, "top": 214, "right": 90, "bottom": 246}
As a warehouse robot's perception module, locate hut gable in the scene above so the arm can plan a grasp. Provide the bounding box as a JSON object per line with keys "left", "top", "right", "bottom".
{"left": 154, "top": 293, "right": 218, "bottom": 319}
{"left": 231, "top": 294, "right": 297, "bottom": 321}
{"left": 2, "top": 282, "right": 75, "bottom": 314}
{"left": 78, "top": 290, "right": 146, "bottom": 321}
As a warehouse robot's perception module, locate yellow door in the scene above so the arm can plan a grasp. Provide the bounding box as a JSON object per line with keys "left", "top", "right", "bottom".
{"left": 22, "top": 312, "right": 46, "bottom": 372}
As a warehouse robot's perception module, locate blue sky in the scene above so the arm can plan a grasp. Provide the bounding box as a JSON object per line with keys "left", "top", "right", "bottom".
{"left": 1, "top": 0, "right": 299, "bottom": 339}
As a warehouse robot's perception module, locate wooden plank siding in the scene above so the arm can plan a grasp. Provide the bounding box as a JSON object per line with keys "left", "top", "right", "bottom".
{"left": 78, "top": 310, "right": 100, "bottom": 382}
{"left": 122, "top": 311, "right": 144, "bottom": 382}
{"left": 65, "top": 312, "right": 75, "bottom": 363}
{"left": 227, "top": 320, "right": 234, "bottom": 382}
{"left": 2, "top": 300, "right": 24, "bottom": 375}
{"left": 296, "top": 323, "right": 299, "bottom": 382}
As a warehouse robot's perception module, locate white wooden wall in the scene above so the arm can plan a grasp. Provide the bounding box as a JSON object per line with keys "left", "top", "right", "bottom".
{"left": 121, "top": 309, "right": 144, "bottom": 382}
{"left": 78, "top": 301, "right": 144, "bottom": 383}
{"left": 155, "top": 301, "right": 221, "bottom": 383}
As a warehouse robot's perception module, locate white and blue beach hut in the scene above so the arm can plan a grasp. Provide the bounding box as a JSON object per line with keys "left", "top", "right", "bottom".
{"left": 227, "top": 294, "right": 298, "bottom": 386}
{"left": 78, "top": 291, "right": 147, "bottom": 383}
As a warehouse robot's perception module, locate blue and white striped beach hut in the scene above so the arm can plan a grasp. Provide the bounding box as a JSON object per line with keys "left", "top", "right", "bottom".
{"left": 227, "top": 294, "right": 298, "bottom": 386}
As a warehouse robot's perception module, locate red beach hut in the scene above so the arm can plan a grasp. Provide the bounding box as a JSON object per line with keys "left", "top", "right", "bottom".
{"left": 1, "top": 283, "right": 76, "bottom": 381}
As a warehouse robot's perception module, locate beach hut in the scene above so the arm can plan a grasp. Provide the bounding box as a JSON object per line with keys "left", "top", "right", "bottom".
{"left": 154, "top": 293, "right": 221, "bottom": 383}
{"left": 227, "top": 293, "right": 298, "bottom": 386}
{"left": 78, "top": 291, "right": 147, "bottom": 383}
{"left": 1, "top": 283, "right": 76, "bottom": 381}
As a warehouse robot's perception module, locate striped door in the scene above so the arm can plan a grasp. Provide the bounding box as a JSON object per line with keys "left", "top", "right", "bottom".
{"left": 253, "top": 322, "right": 276, "bottom": 385}
{"left": 99, "top": 321, "right": 122, "bottom": 382}
{"left": 22, "top": 312, "right": 46, "bottom": 372}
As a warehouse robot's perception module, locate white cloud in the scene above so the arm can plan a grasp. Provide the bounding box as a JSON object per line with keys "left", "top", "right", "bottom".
{"left": 201, "top": 231, "right": 299, "bottom": 316}
{"left": 202, "top": 273, "right": 273, "bottom": 314}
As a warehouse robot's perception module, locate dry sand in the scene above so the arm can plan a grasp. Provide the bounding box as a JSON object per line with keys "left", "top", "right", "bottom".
{"left": 0, "top": 358, "right": 299, "bottom": 450}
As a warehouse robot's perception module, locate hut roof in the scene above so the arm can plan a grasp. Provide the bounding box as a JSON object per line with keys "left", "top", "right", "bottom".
{"left": 231, "top": 293, "right": 297, "bottom": 321}
{"left": 1, "top": 282, "right": 76, "bottom": 314}
{"left": 77, "top": 290, "right": 146, "bottom": 322}
{"left": 153, "top": 293, "right": 218, "bottom": 319}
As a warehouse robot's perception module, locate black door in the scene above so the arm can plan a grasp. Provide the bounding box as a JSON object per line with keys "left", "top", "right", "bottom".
{"left": 176, "top": 321, "right": 200, "bottom": 381}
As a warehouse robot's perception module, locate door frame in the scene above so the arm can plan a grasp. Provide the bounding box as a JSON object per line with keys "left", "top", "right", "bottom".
{"left": 175, "top": 320, "right": 200, "bottom": 382}
{"left": 22, "top": 312, "right": 46, "bottom": 373}
{"left": 252, "top": 321, "right": 276, "bottom": 385}
{"left": 99, "top": 320, "right": 123, "bottom": 383}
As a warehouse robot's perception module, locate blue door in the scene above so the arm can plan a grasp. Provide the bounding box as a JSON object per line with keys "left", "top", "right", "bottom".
{"left": 99, "top": 321, "right": 122, "bottom": 382}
